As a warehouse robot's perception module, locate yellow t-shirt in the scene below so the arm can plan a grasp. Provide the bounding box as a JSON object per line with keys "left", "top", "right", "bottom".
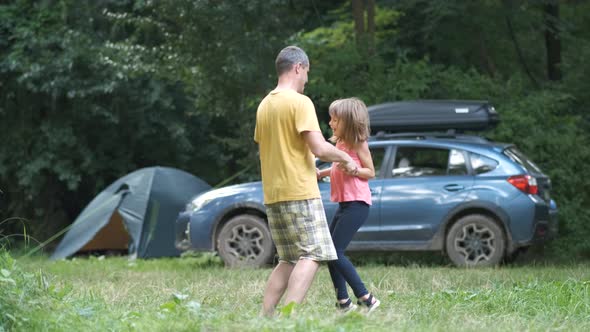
{"left": 254, "top": 89, "right": 321, "bottom": 204}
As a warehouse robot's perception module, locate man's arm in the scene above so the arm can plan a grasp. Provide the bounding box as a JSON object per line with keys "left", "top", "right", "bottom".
{"left": 302, "top": 131, "right": 356, "bottom": 172}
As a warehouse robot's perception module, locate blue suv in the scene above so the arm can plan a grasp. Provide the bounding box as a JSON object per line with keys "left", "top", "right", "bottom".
{"left": 175, "top": 100, "right": 558, "bottom": 267}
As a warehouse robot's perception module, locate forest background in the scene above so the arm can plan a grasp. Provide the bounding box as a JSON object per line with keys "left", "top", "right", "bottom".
{"left": 1, "top": 0, "right": 589, "bottom": 260}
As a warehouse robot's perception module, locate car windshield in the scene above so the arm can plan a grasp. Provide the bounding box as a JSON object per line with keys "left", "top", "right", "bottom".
{"left": 503, "top": 147, "right": 543, "bottom": 174}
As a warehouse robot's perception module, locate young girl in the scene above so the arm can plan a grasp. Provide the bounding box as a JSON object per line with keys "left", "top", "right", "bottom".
{"left": 317, "top": 98, "right": 380, "bottom": 313}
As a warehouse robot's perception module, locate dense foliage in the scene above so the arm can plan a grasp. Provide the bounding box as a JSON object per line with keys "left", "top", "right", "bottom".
{"left": 1, "top": 0, "right": 589, "bottom": 258}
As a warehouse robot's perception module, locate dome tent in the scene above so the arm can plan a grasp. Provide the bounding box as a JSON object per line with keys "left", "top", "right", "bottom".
{"left": 51, "top": 166, "right": 211, "bottom": 260}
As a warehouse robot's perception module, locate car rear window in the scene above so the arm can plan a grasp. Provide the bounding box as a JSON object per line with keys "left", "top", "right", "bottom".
{"left": 503, "top": 147, "right": 543, "bottom": 173}
{"left": 469, "top": 152, "right": 498, "bottom": 175}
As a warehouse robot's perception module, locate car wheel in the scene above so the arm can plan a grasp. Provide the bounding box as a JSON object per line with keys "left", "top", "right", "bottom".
{"left": 445, "top": 214, "right": 505, "bottom": 267}
{"left": 217, "top": 215, "right": 275, "bottom": 268}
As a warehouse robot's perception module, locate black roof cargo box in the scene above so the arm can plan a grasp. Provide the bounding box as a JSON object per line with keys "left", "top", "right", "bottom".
{"left": 368, "top": 100, "right": 499, "bottom": 133}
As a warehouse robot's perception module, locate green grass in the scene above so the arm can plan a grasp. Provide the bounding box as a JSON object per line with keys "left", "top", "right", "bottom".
{"left": 1, "top": 251, "right": 589, "bottom": 331}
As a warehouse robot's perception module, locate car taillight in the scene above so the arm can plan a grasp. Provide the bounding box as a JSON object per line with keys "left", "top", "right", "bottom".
{"left": 507, "top": 175, "right": 538, "bottom": 195}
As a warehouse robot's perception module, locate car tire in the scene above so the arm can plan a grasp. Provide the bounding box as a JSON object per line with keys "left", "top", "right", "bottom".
{"left": 445, "top": 214, "right": 505, "bottom": 267}
{"left": 217, "top": 215, "right": 275, "bottom": 268}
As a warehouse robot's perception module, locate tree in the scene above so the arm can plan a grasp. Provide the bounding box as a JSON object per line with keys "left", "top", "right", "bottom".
{"left": 352, "top": 0, "right": 376, "bottom": 53}
{"left": 0, "top": 0, "right": 336, "bottom": 242}
{"left": 0, "top": 0, "right": 211, "bottom": 240}
{"left": 544, "top": 1, "right": 562, "bottom": 81}
{"left": 103, "top": 0, "right": 342, "bottom": 183}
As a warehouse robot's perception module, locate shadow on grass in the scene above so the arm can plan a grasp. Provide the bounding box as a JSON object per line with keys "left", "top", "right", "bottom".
{"left": 505, "top": 244, "right": 589, "bottom": 267}
{"left": 345, "top": 243, "right": 589, "bottom": 268}
{"left": 347, "top": 251, "right": 450, "bottom": 267}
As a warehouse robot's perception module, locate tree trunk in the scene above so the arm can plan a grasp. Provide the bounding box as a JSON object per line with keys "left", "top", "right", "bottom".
{"left": 352, "top": 0, "right": 375, "bottom": 54}
{"left": 478, "top": 31, "right": 496, "bottom": 77}
{"left": 352, "top": 0, "right": 365, "bottom": 48}
{"left": 544, "top": 2, "right": 561, "bottom": 81}
{"left": 505, "top": 14, "right": 539, "bottom": 88}
{"left": 366, "top": 0, "right": 375, "bottom": 54}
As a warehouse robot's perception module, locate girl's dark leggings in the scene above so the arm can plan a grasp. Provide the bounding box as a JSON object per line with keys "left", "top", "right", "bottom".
{"left": 327, "top": 201, "right": 369, "bottom": 301}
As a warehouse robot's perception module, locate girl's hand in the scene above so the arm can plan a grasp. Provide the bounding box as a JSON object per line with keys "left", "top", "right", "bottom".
{"left": 338, "top": 162, "right": 359, "bottom": 176}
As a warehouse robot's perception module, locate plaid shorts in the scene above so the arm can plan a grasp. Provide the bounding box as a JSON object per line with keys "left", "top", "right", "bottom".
{"left": 266, "top": 198, "right": 337, "bottom": 263}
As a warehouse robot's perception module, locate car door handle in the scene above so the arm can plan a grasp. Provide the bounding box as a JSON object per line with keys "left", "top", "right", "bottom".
{"left": 370, "top": 188, "right": 379, "bottom": 195}
{"left": 444, "top": 184, "right": 464, "bottom": 192}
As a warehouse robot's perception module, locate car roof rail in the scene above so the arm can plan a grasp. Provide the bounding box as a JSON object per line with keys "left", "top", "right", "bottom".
{"left": 372, "top": 129, "right": 491, "bottom": 143}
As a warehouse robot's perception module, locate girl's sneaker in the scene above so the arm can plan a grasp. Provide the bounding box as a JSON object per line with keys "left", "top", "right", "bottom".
{"left": 336, "top": 298, "right": 357, "bottom": 313}
{"left": 357, "top": 294, "right": 380, "bottom": 314}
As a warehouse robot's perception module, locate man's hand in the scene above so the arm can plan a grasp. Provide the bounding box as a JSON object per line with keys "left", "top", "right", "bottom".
{"left": 338, "top": 159, "right": 358, "bottom": 175}
{"left": 301, "top": 131, "right": 358, "bottom": 174}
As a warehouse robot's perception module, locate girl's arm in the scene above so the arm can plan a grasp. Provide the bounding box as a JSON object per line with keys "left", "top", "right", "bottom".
{"left": 317, "top": 167, "right": 331, "bottom": 179}
{"left": 354, "top": 141, "right": 375, "bottom": 179}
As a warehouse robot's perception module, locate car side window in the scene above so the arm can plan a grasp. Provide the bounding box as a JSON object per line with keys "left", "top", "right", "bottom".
{"left": 393, "top": 147, "right": 466, "bottom": 177}
{"left": 448, "top": 149, "right": 468, "bottom": 175}
{"left": 469, "top": 152, "right": 498, "bottom": 174}
{"left": 371, "top": 146, "right": 386, "bottom": 179}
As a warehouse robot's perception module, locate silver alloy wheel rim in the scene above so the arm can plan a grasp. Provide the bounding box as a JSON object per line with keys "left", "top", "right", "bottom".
{"left": 224, "top": 224, "right": 265, "bottom": 262}
{"left": 454, "top": 223, "right": 496, "bottom": 265}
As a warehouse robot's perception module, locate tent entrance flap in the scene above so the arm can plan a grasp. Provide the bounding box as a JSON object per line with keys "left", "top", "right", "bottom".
{"left": 80, "top": 211, "right": 129, "bottom": 252}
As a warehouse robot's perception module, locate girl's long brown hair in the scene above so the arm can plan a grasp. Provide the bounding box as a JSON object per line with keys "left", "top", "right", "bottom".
{"left": 329, "top": 98, "right": 371, "bottom": 148}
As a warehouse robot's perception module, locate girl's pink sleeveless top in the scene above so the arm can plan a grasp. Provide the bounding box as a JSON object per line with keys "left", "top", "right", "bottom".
{"left": 330, "top": 141, "right": 372, "bottom": 205}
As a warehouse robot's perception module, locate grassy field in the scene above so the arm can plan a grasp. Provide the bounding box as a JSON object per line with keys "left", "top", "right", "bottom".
{"left": 1, "top": 251, "right": 589, "bottom": 331}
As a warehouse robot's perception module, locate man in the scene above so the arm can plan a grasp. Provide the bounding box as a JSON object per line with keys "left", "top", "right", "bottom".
{"left": 254, "top": 45, "right": 357, "bottom": 316}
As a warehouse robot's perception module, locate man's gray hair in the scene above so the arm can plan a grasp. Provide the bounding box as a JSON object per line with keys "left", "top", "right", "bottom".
{"left": 275, "top": 46, "right": 309, "bottom": 76}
